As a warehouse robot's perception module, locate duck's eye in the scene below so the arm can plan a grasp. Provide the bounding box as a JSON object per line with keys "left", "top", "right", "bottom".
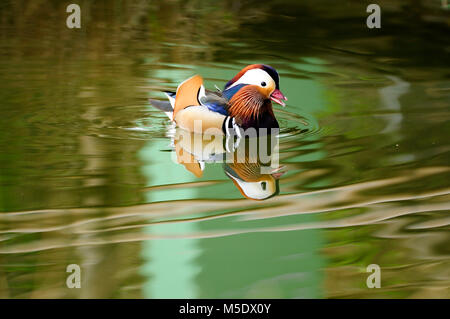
{"left": 261, "top": 81, "right": 266, "bottom": 87}
{"left": 261, "top": 181, "right": 267, "bottom": 190}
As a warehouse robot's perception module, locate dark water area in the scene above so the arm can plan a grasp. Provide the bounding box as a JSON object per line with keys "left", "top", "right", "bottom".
{"left": 0, "top": 0, "right": 449, "bottom": 298}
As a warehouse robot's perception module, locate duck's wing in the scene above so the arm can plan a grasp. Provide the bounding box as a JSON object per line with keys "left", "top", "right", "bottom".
{"left": 200, "top": 90, "right": 229, "bottom": 116}
{"left": 173, "top": 75, "right": 205, "bottom": 119}
{"left": 150, "top": 87, "right": 229, "bottom": 120}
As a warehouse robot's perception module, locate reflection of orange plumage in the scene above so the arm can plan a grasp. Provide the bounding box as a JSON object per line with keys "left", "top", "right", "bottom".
{"left": 174, "top": 137, "right": 203, "bottom": 178}
{"left": 227, "top": 152, "right": 268, "bottom": 182}
{"left": 224, "top": 146, "right": 283, "bottom": 200}
{"left": 171, "top": 127, "right": 284, "bottom": 200}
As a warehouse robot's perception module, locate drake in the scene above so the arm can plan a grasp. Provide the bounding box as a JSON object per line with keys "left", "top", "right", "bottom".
{"left": 150, "top": 64, "right": 287, "bottom": 135}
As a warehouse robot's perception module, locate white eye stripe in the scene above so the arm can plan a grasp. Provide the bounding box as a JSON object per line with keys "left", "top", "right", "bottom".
{"left": 228, "top": 69, "right": 274, "bottom": 89}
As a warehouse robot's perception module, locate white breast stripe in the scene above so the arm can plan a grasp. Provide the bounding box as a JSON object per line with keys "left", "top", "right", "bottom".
{"left": 225, "top": 116, "right": 231, "bottom": 136}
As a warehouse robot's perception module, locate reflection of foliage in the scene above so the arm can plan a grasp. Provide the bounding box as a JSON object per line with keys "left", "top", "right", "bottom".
{"left": 0, "top": 0, "right": 269, "bottom": 62}
{"left": 1, "top": 0, "right": 448, "bottom": 65}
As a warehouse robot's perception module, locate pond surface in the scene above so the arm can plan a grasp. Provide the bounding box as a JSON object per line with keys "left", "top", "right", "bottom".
{"left": 0, "top": 1, "right": 449, "bottom": 298}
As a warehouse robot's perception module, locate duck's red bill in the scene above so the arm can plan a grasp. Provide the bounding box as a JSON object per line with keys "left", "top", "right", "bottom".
{"left": 270, "top": 89, "right": 288, "bottom": 107}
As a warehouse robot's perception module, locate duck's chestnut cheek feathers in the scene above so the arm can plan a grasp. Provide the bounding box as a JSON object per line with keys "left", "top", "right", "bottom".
{"left": 228, "top": 85, "right": 266, "bottom": 120}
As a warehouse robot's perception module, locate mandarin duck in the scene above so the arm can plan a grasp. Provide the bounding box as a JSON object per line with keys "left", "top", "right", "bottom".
{"left": 150, "top": 64, "right": 287, "bottom": 136}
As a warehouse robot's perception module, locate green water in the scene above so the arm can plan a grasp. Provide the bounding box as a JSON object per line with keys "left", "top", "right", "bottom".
{"left": 0, "top": 0, "right": 449, "bottom": 298}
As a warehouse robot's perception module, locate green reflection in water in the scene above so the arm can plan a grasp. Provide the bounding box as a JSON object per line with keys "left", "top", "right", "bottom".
{"left": 139, "top": 67, "right": 202, "bottom": 298}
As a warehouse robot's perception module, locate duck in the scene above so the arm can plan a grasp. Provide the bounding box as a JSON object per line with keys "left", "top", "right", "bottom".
{"left": 150, "top": 64, "right": 287, "bottom": 136}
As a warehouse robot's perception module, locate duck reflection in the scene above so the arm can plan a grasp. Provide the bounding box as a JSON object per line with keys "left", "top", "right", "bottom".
{"left": 171, "top": 128, "right": 284, "bottom": 200}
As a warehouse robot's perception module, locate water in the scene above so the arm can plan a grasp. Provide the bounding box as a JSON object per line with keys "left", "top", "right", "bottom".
{"left": 0, "top": 0, "right": 449, "bottom": 298}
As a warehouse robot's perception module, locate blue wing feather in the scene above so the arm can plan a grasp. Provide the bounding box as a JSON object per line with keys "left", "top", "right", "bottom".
{"left": 203, "top": 102, "right": 228, "bottom": 115}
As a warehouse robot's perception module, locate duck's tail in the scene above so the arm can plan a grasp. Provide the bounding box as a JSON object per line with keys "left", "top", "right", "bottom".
{"left": 149, "top": 91, "right": 176, "bottom": 121}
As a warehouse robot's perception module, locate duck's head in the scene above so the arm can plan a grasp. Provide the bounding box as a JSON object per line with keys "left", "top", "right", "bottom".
{"left": 224, "top": 64, "right": 288, "bottom": 110}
